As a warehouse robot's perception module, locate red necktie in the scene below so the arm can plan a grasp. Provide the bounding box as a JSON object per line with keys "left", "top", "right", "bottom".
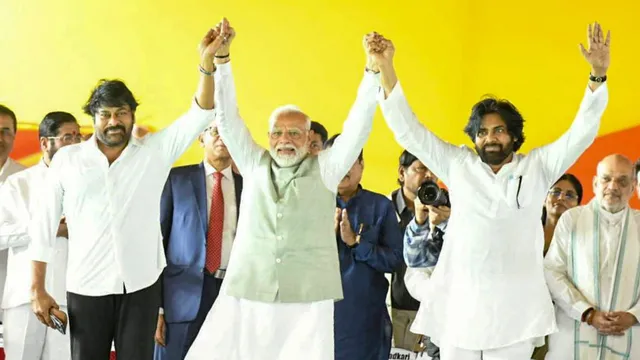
{"left": 205, "top": 172, "right": 224, "bottom": 272}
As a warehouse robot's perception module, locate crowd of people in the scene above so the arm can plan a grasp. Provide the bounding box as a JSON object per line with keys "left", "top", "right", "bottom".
{"left": 0, "top": 16, "right": 638, "bottom": 360}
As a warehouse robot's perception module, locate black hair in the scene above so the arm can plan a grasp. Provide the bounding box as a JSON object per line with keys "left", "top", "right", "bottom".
{"left": 324, "top": 133, "right": 363, "bottom": 161}
{"left": 541, "top": 173, "right": 584, "bottom": 225}
{"left": 82, "top": 79, "right": 139, "bottom": 118}
{"left": 38, "top": 112, "right": 78, "bottom": 138}
{"left": 0, "top": 104, "right": 17, "bottom": 134}
{"left": 464, "top": 96, "right": 526, "bottom": 152}
{"left": 635, "top": 158, "right": 640, "bottom": 179}
{"left": 310, "top": 121, "right": 328, "bottom": 144}
{"left": 398, "top": 150, "right": 419, "bottom": 185}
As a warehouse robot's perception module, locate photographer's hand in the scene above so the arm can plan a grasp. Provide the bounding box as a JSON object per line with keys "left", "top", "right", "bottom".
{"left": 413, "top": 197, "right": 430, "bottom": 226}
{"left": 427, "top": 206, "right": 451, "bottom": 230}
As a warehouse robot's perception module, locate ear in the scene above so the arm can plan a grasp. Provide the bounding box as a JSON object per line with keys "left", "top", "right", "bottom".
{"left": 308, "top": 129, "right": 315, "bottom": 142}
{"left": 398, "top": 166, "right": 405, "bottom": 182}
{"left": 197, "top": 133, "right": 205, "bottom": 148}
{"left": 39, "top": 137, "right": 49, "bottom": 153}
{"left": 592, "top": 176, "right": 598, "bottom": 193}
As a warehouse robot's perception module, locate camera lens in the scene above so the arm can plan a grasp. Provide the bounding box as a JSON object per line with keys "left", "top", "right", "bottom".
{"left": 417, "top": 180, "right": 440, "bottom": 205}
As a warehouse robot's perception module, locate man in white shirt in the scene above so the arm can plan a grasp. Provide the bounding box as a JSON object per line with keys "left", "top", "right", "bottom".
{"left": 373, "top": 22, "right": 611, "bottom": 359}
{"left": 28, "top": 27, "right": 225, "bottom": 360}
{"left": 185, "top": 21, "right": 380, "bottom": 360}
{"left": 0, "top": 104, "right": 27, "bottom": 325}
{"left": 0, "top": 112, "right": 82, "bottom": 359}
{"left": 544, "top": 154, "right": 640, "bottom": 359}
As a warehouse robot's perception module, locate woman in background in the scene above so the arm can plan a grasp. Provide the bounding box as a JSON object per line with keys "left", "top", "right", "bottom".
{"left": 532, "top": 173, "right": 583, "bottom": 360}
{"left": 541, "top": 173, "right": 584, "bottom": 255}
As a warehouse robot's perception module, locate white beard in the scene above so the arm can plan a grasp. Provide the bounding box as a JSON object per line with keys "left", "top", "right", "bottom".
{"left": 269, "top": 143, "right": 308, "bottom": 167}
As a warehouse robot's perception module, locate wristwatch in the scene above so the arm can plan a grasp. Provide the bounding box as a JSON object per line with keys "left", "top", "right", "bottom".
{"left": 589, "top": 74, "right": 607, "bottom": 83}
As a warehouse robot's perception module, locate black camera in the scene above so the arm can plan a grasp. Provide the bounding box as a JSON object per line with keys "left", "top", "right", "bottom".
{"left": 417, "top": 180, "right": 451, "bottom": 208}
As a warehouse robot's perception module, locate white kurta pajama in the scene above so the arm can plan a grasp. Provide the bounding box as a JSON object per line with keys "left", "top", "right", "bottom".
{"left": 185, "top": 63, "right": 379, "bottom": 360}
{"left": 379, "top": 80, "right": 608, "bottom": 359}
{"left": 544, "top": 201, "right": 640, "bottom": 360}
{"left": 0, "top": 161, "right": 70, "bottom": 360}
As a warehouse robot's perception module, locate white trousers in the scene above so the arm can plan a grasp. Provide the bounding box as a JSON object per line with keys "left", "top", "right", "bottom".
{"left": 440, "top": 340, "right": 534, "bottom": 360}
{"left": 3, "top": 304, "right": 71, "bottom": 360}
{"left": 185, "top": 292, "right": 334, "bottom": 360}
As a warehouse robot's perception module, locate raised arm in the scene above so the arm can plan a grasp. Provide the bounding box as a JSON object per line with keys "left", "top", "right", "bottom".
{"left": 150, "top": 24, "right": 225, "bottom": 164}
{"left": 317, "top": 73, "right": 378, "bottom": 191}
{"left": 544, "top": 209, "right": 593, "bottom": 321}
{"left": 212, "top": 20, "right": 264, "bottom": 175}
{"left": 373, "top": 35, "right": 465, "bottom": 185}
{"left": 534, "top": 22, "right": 611, "bottom": 184}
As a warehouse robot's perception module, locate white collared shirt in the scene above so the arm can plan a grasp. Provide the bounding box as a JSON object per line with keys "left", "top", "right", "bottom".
{"left": 380, "top": 81, "right": 608, "bottom": 349}
{"left": 0, "top": 158, "right": 26, "bottom": 184}
{"left": 0, "top": 161, "right": 68, "bottom": 308}
{"left": 29, "top": 101, "right": 216, "bottom": 296}
{"left": 202, "top": 163, "right": 237, "bottom": 268}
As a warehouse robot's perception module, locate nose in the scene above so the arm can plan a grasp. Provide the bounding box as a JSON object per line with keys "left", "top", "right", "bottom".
{"left": 607, "top": 181, "right": 620, "bottom": 191}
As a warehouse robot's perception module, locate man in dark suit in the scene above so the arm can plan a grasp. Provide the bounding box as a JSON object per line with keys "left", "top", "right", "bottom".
{"left": 154, "top": 122, "right": 242, "bottom": 360}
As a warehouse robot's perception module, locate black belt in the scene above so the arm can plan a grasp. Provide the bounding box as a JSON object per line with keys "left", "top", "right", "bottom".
{"left": 204, "top": 268, "right": 225, "bottom": 279}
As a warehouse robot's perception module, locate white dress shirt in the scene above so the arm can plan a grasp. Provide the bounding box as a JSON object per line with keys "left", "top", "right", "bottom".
{"left": 29, "top": 101, "right": 216, "bottom": 296}
{"left": 203, "top": 163, "right": 237, "bottom": 268}
{"left": 0, "top": 161, "right": 68, "bottom": 308}
{"left": 379, "top": 81, "right": 608, "bottom": 350}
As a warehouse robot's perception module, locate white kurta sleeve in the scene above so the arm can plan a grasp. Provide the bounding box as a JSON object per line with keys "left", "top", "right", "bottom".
{"left": 544, "top": 209, "right": 593, "bottom": 321}
{"left": 404, "top": 266, "right": 434, "bottom": 302}
{"left": 378, "top": 81, "right": 468, "bottom": 186}
{"left": 318, "top": 71, "right": 378, "bottom": 191}
{"left": 532, "top": 83, "right": 608, "bottom": 185}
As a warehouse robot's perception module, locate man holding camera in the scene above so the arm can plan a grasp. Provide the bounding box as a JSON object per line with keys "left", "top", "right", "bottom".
{"left": 373, "top": 22, "right": 610, "bottom": 359}
{"left": 389, "top": 150, "right": 449, "bottom": 357}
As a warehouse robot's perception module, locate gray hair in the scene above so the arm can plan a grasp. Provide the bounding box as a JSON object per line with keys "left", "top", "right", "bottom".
{"left": 268, "top": 104, "right": 311, "bottom": 131}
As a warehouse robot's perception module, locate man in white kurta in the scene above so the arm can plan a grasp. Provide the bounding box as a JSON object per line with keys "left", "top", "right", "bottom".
{"left": 544, "top": 154, "right": 640, "bottom": 360}
{"left": 0, "top": 112, "right": 82, "bottom": 359}
{"left": 372, "top": 23, "right": 611, "bottom": 359}
{"left": 185, "top": 22, "right": 380, "bottom": 360}
{"left": 0, "top": 105, "right": 27, "bottom": 327}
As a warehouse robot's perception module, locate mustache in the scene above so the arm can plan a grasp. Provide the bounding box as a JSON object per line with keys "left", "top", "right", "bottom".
{"left": 276, "top": 144, "right": 296, "bottom": 151}
{"left": 105, "top": 125, "right": 126, "bottom": 134}
{"left": 482, "top": 143, "right": 503, "bottom": 151}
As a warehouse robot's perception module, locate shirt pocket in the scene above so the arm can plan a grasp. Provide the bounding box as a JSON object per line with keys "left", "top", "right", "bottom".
{"left": 505, "top": 174, "right": 535, "bottom": 209}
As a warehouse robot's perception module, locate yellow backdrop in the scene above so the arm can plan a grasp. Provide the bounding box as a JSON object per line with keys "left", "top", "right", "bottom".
{"left": 1, "top": 0, "right": 638, "bottom": 195}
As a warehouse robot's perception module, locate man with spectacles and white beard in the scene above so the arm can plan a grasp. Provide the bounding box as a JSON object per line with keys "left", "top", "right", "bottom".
{"left": 185, "top": 19, "right": 381, "bottom": 360}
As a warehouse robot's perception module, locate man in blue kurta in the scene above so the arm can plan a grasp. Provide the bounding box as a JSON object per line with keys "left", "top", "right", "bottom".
{"left": 325, "top": 134, "right": 404, "bottom": 360}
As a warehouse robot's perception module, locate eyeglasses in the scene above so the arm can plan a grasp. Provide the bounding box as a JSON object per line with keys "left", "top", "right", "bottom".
{"left": 48, "top": 134, "right": 83, "bottom": 144}
{"left": 548, "top": 189, "right": 578, "bottom": 201}
{"left": 269, "top": 127, "right": 306, "bottom": 140}
{"left": 204, "top": 126, "right": 220, "bottom": 137}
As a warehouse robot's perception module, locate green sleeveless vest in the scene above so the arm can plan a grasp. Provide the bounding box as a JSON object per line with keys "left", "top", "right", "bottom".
{"left": 224, "top": 152, "right": 343, "bottom": 303}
